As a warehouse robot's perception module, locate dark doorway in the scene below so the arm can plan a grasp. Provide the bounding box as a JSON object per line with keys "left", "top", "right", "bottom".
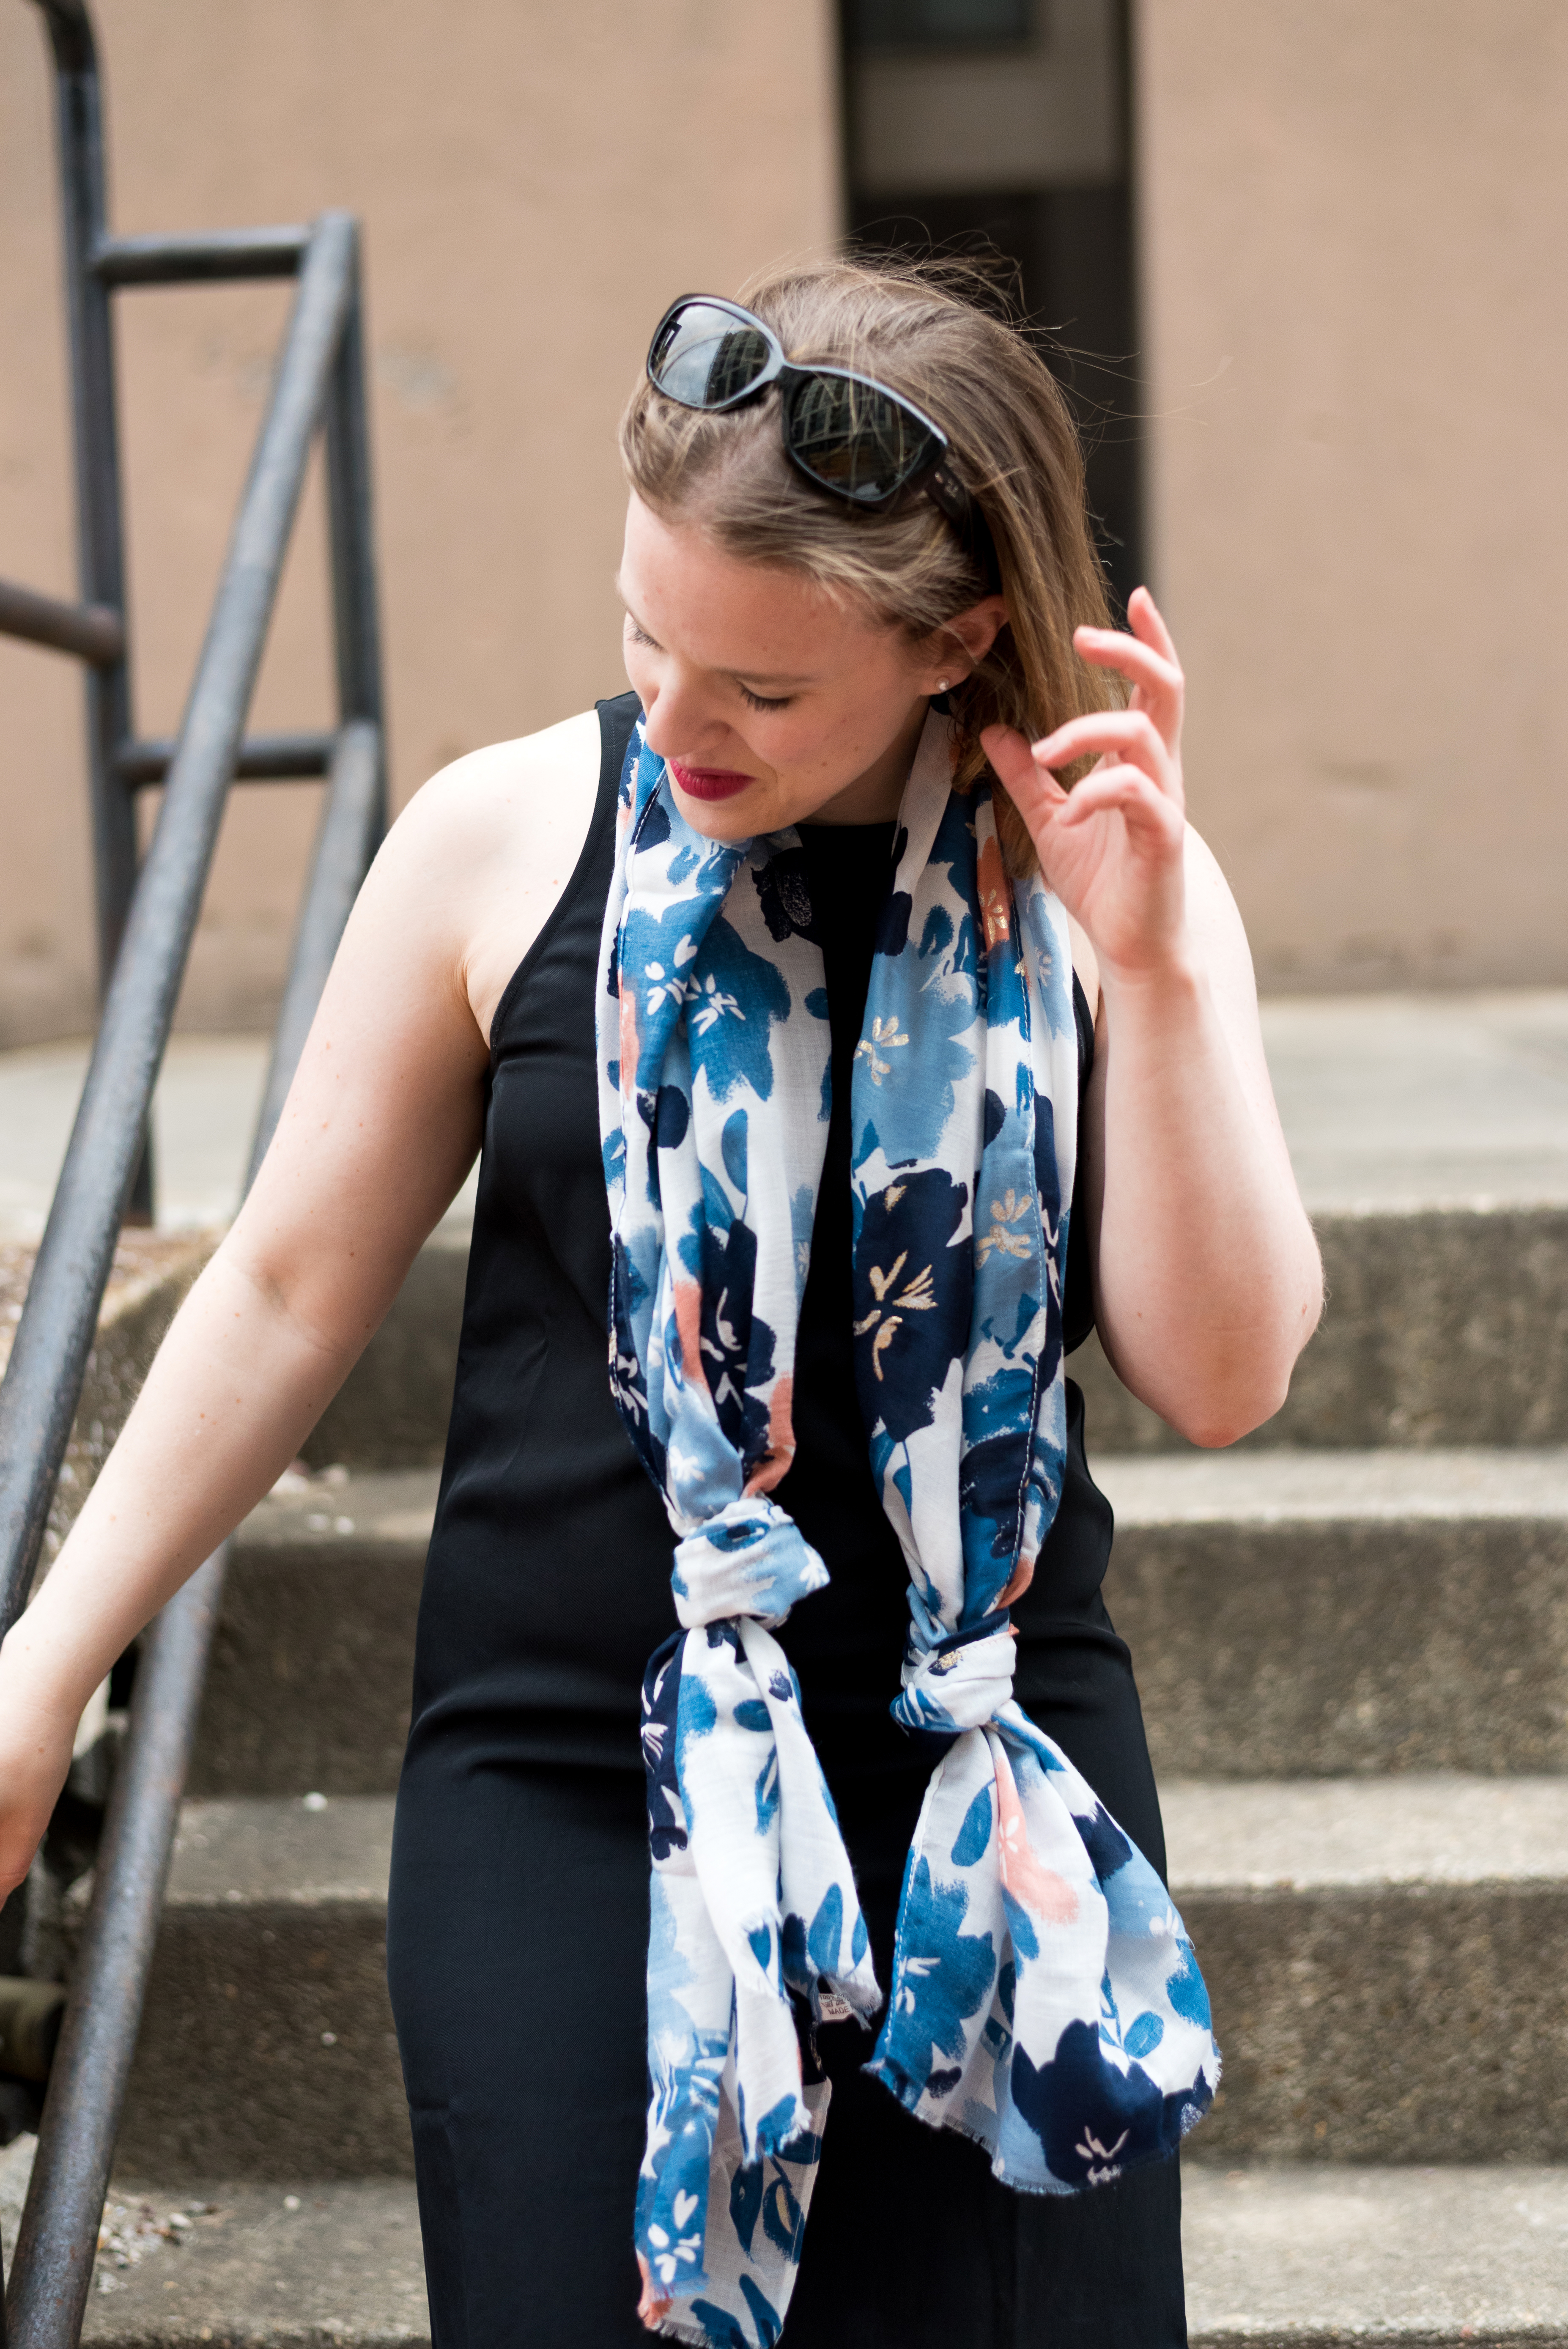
{"left": 841, "top": 0, "right": 1142, "bottom": 616}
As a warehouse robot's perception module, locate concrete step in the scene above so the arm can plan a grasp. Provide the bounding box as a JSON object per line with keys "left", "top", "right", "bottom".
{"left": 115, "top": 1796, "right": 408, "bottom": 2182}
{"left": 1183, "top": 2162, "right": 1568, "bottom": 2345}
{"left": 16, "top": 2152, "right": 1568, "bottom": 2349}
{"left": 5, "top": 2152, "right": 430, "bottom": 2347}
{"left": 194, "top": 1449, "right": 1568, "bottom": 1799}
{"left": 1097, "top": 1446, "right": 1568, "bottom": 1778}
{"left": 189, "top": 1472, "right": 436, "bottom": 1799}
{"left": 1076, "top": 1203, "right": 1568, "bottom": 1454}
{"left": 39, "top": 2165, "right": 1568, "bottom": 2348}
{"left": 1166, "top": 1773, "right": 1568, "bottom": 2164}
{"left": 303, "top": 1202, "right": 1568, "bottom": 1471}
{"left": 81, "top": 2179, "right": 430, "bottom": 2348}
{"left": 109, "top": 1774, "right": 1568, "bottom": 2177}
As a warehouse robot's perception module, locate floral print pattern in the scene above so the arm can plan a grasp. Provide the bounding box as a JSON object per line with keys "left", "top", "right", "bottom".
{"left": 598, "top": 712, "right": 1218, "bottom": 2346}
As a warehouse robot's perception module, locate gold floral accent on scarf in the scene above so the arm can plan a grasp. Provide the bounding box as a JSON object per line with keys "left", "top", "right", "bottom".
{"left": 976, "top": 1188, "right": 1033, "bottom": 1266}
{"left": 853, "top": 1013, "right": 909, "bottom": 1086}
{"left": 853, "top": 1247, "right": 938, "bottom": 1379}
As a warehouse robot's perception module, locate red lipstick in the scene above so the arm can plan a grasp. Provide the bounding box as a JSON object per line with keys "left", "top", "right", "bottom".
{"left": 669, "top": 759, "right": 754, "bottom": 804}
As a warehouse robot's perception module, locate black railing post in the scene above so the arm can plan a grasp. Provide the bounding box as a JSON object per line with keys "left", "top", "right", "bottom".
{"left": 324, "top": 237, "right": 388, "bottom": 840}
{"left": 30, "top": 0, "right": 148, "bottom": 1216}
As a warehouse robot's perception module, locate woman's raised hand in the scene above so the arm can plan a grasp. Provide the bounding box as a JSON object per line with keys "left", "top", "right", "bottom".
{"left": 981, "top": 587, "right": 1188, "bottom": 987}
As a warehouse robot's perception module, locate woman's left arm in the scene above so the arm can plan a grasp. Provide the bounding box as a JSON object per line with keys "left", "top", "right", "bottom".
{"left": 982, "top": 590, "right": 1323, "bottom": 1447}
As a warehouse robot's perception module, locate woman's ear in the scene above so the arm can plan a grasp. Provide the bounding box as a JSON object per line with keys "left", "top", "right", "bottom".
{"left": 918, "top": 595, "right": 1009, "bottom": 692}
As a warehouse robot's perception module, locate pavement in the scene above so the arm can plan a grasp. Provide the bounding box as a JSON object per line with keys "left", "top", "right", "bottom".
{"left": 0, "top": 1035, "right": 269, "bottom": 1240}
{"left": 1261, "top": 990, "right": 1568, "bottom": 1213}
{"left": 0, "top": 1032, "right": 478, "bottom": 1242}
{"left": 1, "top": 988, "right": 1566, "bottom": 1240}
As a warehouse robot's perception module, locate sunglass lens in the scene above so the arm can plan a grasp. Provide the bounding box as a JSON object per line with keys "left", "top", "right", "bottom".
{"left": 783, "top": 375, "right": 939, "bottom": 504}
{"left": 649, "top": 302, "right": 773, "bottom": 409}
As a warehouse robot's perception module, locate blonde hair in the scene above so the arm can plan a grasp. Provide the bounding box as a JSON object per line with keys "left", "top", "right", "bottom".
{"left": 620, "top": 252, "right": 1118, "bottom": 871}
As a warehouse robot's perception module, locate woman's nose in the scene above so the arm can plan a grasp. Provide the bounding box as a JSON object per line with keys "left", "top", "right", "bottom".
{"left": 642, "top": 683, "right": 729, "bottom": 763}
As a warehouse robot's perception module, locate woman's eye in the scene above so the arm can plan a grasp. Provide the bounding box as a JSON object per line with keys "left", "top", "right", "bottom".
{"left": 626, "top": 622, "right": 657, "bottom": 648}
{"left": 739, "top": 686, "right": 792, "bottom": 713}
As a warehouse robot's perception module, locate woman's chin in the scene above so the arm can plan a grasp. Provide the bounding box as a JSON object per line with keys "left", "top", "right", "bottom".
{"left": 669, "top": 784, "right": 770, "bottom": 839}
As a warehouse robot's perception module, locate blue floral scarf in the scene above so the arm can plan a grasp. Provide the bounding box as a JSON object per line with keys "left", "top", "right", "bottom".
{"left": 596, "top": 709, "right": 1218, "bottom": 2346}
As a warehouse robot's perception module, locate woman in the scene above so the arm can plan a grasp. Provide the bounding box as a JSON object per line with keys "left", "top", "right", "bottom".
{"left": 0, "top": 258, "right": 1321, "bottom": 2346}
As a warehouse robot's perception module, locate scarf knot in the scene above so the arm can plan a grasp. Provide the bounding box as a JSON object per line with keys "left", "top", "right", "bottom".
{"left": 893, "top": 1595, "right": 1017, "bottom": 1737}
{"left": 671, "top": 1497, "right": 828, "bottom": 1631}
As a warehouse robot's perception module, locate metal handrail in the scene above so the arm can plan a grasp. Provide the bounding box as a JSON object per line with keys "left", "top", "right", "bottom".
{"left": 0, "top": 580, "right": 122, "bottom": 666}
{"left": 1, "top": 724, "right": 382, "bottom": 2349}
{"left": 116, "top": 730, "right": 337, "bottom": 787}
{"left": 0, "top": 211, "right": 359, "bottom": 1631}
{"left": 92, "top": 226, "right": 313, "bottom": 285}
{"left": 0, "top": 4, "right": 386, "bottom": 2341}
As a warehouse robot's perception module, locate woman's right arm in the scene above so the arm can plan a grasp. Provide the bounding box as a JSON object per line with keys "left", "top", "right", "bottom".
{"left": 0, "top": 709, "right": 601, "bottom": 1902}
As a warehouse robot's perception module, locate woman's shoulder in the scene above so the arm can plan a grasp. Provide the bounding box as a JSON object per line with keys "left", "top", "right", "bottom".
{"left": 393, "top": 706, "right": 603, "bottom": 866}
{"left": 380, "top": 707, "right": 605, "bottom": 1043}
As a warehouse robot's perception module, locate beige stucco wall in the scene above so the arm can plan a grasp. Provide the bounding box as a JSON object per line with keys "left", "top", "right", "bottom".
{"left": 1137, "top": 0, "right": 1568, "bottom": 990}
{"left": 5, "top": 0, "right": 1565, "bottom": 1035}
{"left": 0, "top": 0, "right": 840, "bottom": 1045}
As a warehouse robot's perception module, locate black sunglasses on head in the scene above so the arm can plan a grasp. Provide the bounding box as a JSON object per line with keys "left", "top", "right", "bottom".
{"left": 646, "top": 294, "right": 999, "bottom": 589}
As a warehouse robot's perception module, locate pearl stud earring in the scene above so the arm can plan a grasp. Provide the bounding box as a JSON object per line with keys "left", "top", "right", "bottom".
{"left": 936, "top": 677, "right": 950, "bottom": 692}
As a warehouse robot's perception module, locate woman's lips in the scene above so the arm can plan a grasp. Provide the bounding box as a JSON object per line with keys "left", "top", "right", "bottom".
{"left": 668, "top": 759, "right": 754, "bottom": 804}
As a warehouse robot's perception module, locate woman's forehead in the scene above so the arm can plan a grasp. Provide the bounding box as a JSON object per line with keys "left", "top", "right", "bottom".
{"left": 619, "top": 493, "right": 887, "bottom": 677}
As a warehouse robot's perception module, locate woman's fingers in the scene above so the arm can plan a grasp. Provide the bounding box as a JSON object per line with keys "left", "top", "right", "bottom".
{"left": 1072, "top": 588, "right": 1184, "bottom": 748}
{"left": 1031, "top": 709, "right": 1179, "bottom": 800}
{"left": 1053, "top": 763, "right": 1184, "bottom": 841}
{"left": 1072, "top": 627, "right": 1182, "bottom": 728}
{"left": 980, "top": 722, "right": 1069, "bottom": 812}
{"left": 984, "top": 722, "right": 1184, "bottom": 881}
{"left": 1127, "top": 584, "right": 1180, "bottom": 666}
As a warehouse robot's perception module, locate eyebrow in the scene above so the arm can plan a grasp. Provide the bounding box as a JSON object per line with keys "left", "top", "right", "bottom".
{"left": 615, "top": 579, "right": 817, "bottom": 691}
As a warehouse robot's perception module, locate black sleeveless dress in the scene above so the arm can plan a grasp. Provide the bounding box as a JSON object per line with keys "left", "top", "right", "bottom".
{"left": 386, "top": 694, "right": 1186, "bottom": 2349}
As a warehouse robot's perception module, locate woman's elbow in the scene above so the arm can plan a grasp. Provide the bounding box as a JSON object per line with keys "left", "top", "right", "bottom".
{"left": 1169, "top": 1276, "right": 1324, "bottom": 1450}
{"left": 1175, "top": 1378, "right": 1290, "bottom": 1451}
